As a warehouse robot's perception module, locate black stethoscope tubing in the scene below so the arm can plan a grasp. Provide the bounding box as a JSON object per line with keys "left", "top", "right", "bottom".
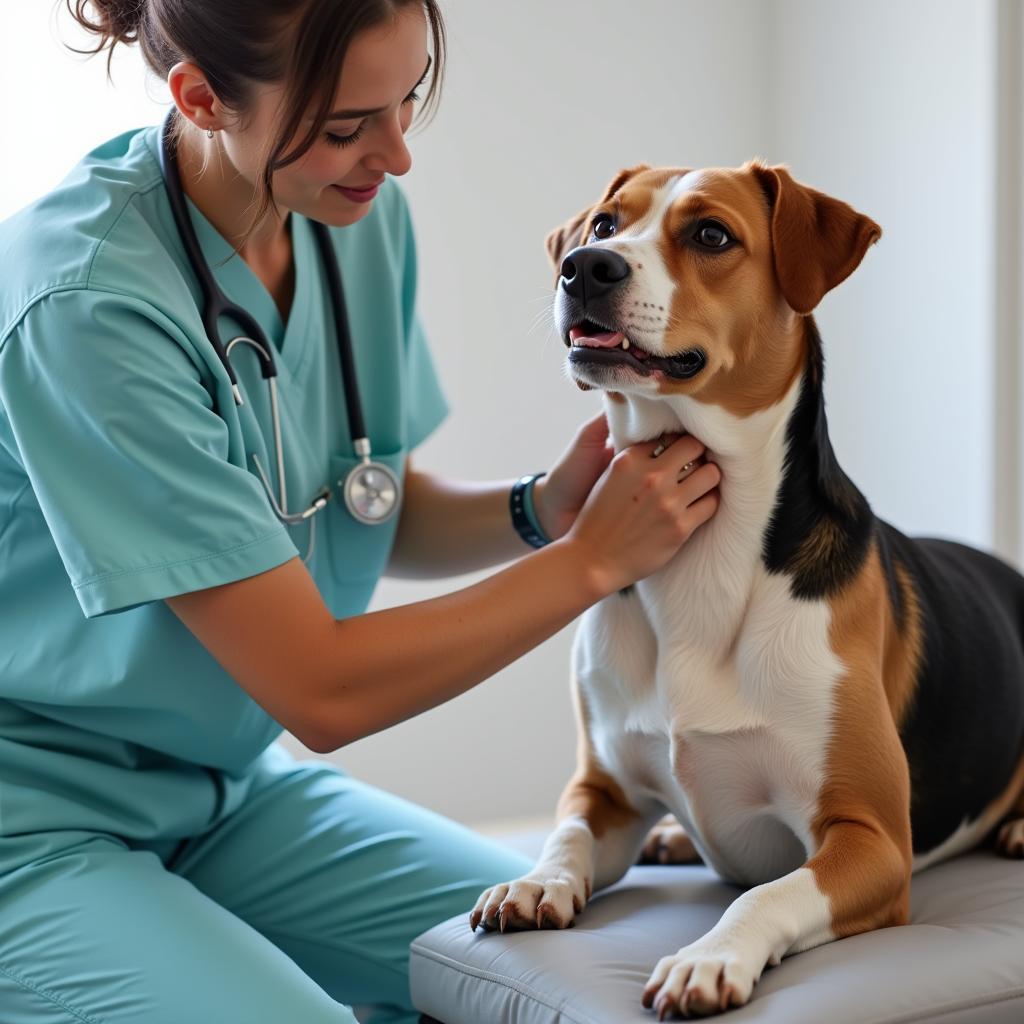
{"left": 156, "top": 109, "right": 400, "bottom": 531}
{"left": 158, "top": 109, "right": 366, "bottom": 438}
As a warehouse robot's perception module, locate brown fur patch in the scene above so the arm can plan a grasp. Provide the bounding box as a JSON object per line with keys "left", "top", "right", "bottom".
{"left": 652, "top": 168, "right": 809, "bottom": 417}
{"left": 556, "top": 675, "right": 640, "bottom": 839}
{"left": 884, "top": 559, "right": 925, "bottom": 728}
{"left": 809, "top": 536, "right": 919, "bottom": 937}
{"left": 1010, "top": 770, "right": 1024, "bottom": 819}
{"left": 789, "top": 518, "right": 850, "bottom": 586}
{"left": 750, "top": 163, "right": 882, "bottom": 315}
{"left": 601, "top": 163, "right": 655, "bottom": 203}
{"left": 996, "top": 755, "right": 1024, "bottom": 819}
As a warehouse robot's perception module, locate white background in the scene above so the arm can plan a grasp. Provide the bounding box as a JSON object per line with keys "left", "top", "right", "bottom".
{"left": 2, "top": 1, "right": 1021, "bottom": 828}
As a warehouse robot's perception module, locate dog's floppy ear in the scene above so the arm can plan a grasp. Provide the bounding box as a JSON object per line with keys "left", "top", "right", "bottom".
{"left": 545, "top": 205, "right": 594, "bottom": 275}
{"left": 749, "top": 161, "right": 881, "bottom": 315}
{"left": 544, "top": 164, "right": 653, "bottom": 275}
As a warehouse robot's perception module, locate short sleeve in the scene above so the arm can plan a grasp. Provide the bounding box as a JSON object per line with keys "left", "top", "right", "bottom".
{"left": 395, "top": 190, "right": 450, "bottom": 451}
{"left": 0, "top": 289, "right": 299, "bottom": 619}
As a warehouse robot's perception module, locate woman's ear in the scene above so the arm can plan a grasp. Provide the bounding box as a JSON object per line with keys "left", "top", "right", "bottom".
{"left": 748, "top": 161, "right": 882, "bottom": 315}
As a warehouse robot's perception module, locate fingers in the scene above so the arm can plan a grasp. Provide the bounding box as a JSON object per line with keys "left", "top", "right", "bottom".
{"left": 643, "top": 432, "right": 704, "bottom": 463}
{"left": 676, "top": 457, "right": 701, "bottom": 483}
{"left": 645, "top": 432, "right": 710, "bottom": 483}
{"left": 646, "top": 432, "right": 685, "bottom": 459}
{"left": 678, "top": 464, "right": 722, "bottom": 512}
{"left": 684, "top": 487, "right": 721, "bottom": 529}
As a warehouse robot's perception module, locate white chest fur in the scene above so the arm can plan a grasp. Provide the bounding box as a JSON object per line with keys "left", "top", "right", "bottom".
{"left": 573, "top": 381, "right": 847, "bottom": 886}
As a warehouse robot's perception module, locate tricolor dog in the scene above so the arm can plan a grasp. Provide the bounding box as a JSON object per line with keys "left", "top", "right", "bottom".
{"left": 470, "top": 162, "right": 1024, "bottom": 1018}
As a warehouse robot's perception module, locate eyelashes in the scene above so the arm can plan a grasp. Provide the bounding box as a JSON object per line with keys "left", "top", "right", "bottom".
{"left": 324, "top": 127, "right": 365, "bottom": 149}
{"left": 323, "top": 90, "right": 422, "bottom": 148}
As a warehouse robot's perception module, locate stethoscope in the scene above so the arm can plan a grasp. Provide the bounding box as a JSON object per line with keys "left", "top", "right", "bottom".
{"left": 157, "top": 109, "right": 400, "bottom": 565}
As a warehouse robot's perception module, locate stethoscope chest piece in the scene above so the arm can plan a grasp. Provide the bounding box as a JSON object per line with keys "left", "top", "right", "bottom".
{"left": 341, "top": 459, "right": 401, "bottom": 524}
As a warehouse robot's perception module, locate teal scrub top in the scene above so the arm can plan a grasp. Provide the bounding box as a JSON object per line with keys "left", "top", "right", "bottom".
{"left": 0, "top": 124, "right": 449, "bottom": 838}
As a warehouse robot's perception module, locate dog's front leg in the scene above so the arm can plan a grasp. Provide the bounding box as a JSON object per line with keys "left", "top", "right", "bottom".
{"left": 470, "top": 767, "right": 661, "bottom": 932}
{"left": 641, "top": 817, "right": 910, "bottom": 1018}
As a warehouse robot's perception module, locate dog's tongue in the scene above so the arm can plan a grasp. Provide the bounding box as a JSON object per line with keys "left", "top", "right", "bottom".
{"left": 569, "top": 325, "right": 625, "bottom": 349}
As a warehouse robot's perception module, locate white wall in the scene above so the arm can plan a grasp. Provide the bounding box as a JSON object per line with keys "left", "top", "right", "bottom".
{"left": 766, "top": 0, "right": 999, "bottom": 552}
{"left": 0, "top": 6, "right": 164, "bottom": 202}
{"left": 2, "top": 1, "right": 1016, "bottom": 829}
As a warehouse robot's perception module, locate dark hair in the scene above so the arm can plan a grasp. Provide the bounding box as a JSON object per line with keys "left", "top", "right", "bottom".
{"left": 63, "top": 0, "right": 446, "bottom": 248}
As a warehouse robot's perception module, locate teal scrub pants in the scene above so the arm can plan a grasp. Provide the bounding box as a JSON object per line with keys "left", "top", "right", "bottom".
{"left": 0, "top": 744, "right": 531, "bottom": 1023}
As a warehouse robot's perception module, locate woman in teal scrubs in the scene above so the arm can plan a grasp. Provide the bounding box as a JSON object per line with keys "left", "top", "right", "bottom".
{"left": 0, "top": 1, "right": 720, "bottom": 1021}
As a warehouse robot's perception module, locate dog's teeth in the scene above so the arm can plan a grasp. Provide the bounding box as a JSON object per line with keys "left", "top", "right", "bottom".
{"left": 622, "top": 338, "right": 630, "bottom": 350}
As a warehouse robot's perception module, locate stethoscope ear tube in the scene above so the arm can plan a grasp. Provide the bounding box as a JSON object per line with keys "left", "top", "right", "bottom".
{"left": 157, "top": 107, "right": 401, "bottom": 528}
{"left": 310, "top": 218, "right": 367, "bottom": 443}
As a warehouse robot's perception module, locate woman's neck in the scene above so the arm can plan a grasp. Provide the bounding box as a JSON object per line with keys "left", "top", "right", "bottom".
{"left": 176, "top": 128, "right": 295, "bottom": 321}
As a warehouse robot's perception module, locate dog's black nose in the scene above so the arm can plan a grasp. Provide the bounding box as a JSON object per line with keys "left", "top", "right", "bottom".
{"left": 560, "top": 247, "right": 630, "bottom": 301}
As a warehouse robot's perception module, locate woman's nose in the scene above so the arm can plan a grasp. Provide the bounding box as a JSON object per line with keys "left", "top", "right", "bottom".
{"left": 367, "top": 116, "right": 412, "bottom": 177}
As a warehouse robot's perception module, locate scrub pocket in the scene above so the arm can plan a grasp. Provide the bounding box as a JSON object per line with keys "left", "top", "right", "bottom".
{"left": 320, "top": 446, "right": 406, "bottom": 614}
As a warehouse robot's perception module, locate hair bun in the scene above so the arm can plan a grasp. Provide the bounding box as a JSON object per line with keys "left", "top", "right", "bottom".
{"left": 67, "top": 0, "right": 146, "bottom": 48}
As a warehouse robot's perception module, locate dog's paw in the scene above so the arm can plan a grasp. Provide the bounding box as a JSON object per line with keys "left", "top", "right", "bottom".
{"left": 996, "top": 817, "right": 1024, "bottom": 858}
{"left": 641, "top": 943, "right": 760, "bottom": 1019}
{"left": 639, "top": 815, "right": 703, "bottom": 865}
{"left": 469, "top": 872, "right": 589, "bottom": 933}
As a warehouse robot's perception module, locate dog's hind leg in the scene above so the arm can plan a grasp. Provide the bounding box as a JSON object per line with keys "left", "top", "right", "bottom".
{"left": 995, "top": 776, "right": 1024, "bottom": 858}
{"left": 639, "top": 813, "right": 704, "bottom": 865}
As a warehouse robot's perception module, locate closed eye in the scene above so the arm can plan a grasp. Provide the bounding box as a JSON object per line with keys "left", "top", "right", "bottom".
{"left": 324, "top": 85, "right": 424, "bottom": 148}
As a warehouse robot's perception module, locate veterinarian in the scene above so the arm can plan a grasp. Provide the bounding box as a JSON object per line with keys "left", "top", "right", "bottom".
{"left": 0, "top": 1, "right": 722, "bottom": 1022}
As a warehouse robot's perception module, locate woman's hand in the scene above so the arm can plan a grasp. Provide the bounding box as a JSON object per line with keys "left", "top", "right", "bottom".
{"left": 565, "top": 432, "right": 721, "bottom": 594}
{"left": 532, "top": 411, "right": 616, "bottom": 541}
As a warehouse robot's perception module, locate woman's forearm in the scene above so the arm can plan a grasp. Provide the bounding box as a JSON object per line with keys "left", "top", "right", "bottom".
{"left": 308, "top": 535, "right": 605, "bottom": 752}
{"left": 386, "top": 467, "right": 556, "bottom": 577}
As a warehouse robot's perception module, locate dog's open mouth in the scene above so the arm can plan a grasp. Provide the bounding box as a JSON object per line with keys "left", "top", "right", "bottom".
{"left": 567, "top": 320, "right": 706, "bottom": 380}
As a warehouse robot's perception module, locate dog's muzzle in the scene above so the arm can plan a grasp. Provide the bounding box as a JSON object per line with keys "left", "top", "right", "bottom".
{"left": 557, "top": 247, "right": 706, "bottom": 382}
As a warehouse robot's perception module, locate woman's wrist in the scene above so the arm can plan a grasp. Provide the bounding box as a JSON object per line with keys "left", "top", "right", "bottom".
{"left": 547, "top": 534, "right": 616, "bottom": 603}
{"left": 530, "top": 475, "right": 561, "bottom": 541}
{"left": 510, "top": 473, "right": 554, "bottom": 548}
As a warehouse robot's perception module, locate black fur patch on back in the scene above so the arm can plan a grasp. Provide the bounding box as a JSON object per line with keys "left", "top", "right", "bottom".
{"left": 761, "top": 318, "right": 1024, "bottom": 854}
{"left": 761, "top": 320, "right": 874, "bottom": 599}
{"left": 877, "top": 524, "right": 1024, "bottom": 853}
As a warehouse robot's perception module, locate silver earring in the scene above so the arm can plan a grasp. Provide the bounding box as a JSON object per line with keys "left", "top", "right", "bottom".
{"left": 206, "top": 127, "right": 214, "bottom": 139}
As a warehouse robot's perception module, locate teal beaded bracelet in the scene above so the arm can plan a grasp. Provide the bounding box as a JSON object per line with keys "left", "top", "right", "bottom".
{"left": 510, "top": 472, "right": 552, "bottom": 548}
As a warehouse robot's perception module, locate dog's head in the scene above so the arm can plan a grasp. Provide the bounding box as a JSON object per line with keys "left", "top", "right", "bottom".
{"left": 547, "top": 162, "right": 881, "bottom": 413}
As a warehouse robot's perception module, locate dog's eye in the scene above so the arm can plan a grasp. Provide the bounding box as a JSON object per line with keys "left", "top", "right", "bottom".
{"left": 693, "top": 220, "right": 733, "bottom": 249}
{"left": 591, "top": 214, "right": 616, "bottom": 240}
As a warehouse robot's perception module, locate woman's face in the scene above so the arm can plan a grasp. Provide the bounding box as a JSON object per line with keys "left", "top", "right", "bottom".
{"left": 228, "top": 4, "right": 429, "bottom": 228}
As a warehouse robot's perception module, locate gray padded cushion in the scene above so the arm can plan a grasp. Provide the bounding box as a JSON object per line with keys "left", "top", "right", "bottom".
{"left": 411, "top": 836, "right": 1024, "bottom": 1023}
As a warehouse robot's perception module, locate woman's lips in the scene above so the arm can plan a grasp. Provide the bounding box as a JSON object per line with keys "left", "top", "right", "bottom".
{"left": 333, "top": 181, "right": 382, "bottom": 203}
